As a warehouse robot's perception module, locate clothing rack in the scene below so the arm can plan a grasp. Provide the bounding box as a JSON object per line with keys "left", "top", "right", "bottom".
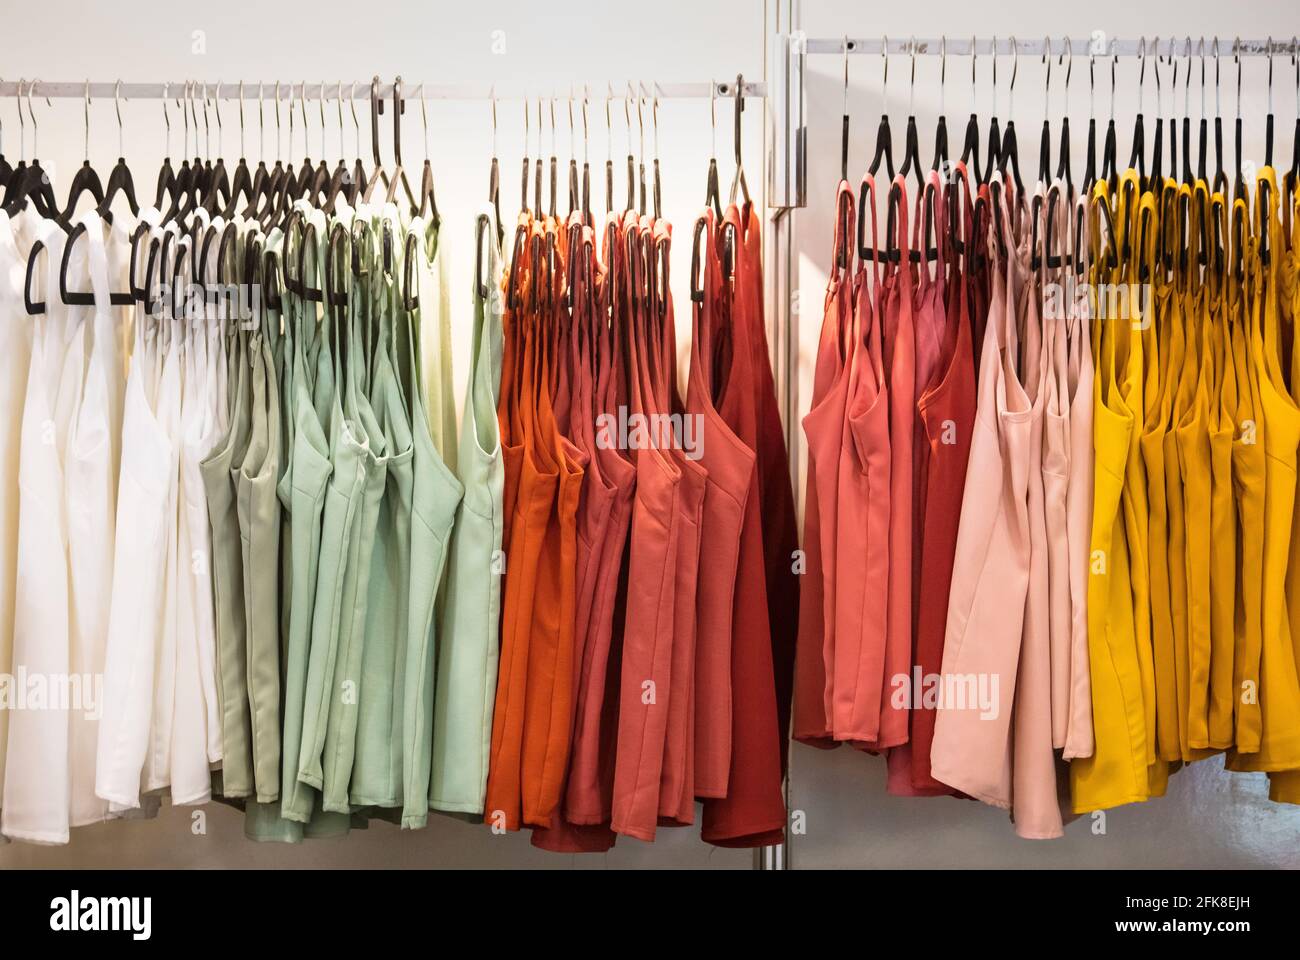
{"left": 0, "top": 80, "right": 766, "bottom": 101}
{"left": 802, "top": 36, "right": 1293, "bottom": 56}
{"left": 761, "top": 19, "right": 1300, "bottom": 871}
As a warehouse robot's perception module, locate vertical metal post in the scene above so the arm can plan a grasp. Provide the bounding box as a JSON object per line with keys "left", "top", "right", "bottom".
{"left": 757, "top": 0, "right": 805, "bottom": 873}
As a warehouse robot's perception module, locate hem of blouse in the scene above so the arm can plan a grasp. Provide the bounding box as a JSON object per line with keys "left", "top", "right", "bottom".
{"left": 0, "top": 828, "right": 71, "bottom": 846}
{"left": 171, "top": 790, "right": 214, "bottom": 807}
{"left": 95, "top": 790, "right": 143, "bottom": 809}
{"left": 349, "top": 794, "right": 397, "bottom": 808}
{"left": 700, "top": 816, "right": 788, "bottom": 846}
{"left": 1069, "top": 793, "right": 1154, "bottom": 815}
{"left": 928, "top": 769, "right": 1011, "bottom": 810}
{"left": 1014, "top": 827, "right": 1066, "bottom": 841}
{"left": 609, "top": 820, "right": 657, "bottom": 843}
{"left": 428, "top": 799, "right": 484, "bottom": 815}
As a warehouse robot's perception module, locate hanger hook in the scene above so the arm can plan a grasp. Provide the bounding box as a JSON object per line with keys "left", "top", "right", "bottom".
{"left": 212, "top": 81, "right": 223, "bottom": 158}
{"left": 202, "top": 81, "right": 212, "bottom": 160}
{"left": 1234, "top": 37, "right": 1242, "bottom": 119}
{"left": 567, "top": 86, "right": 575, "bottom": 162}
{"left": 1293, "top": 36, "right": 1299, "bottom": 116}
{"left": 1007, "top": 35, "right": 1018, "bottom": 116}
{"left": 635, "top": 83, "right": 644, "bottom": 163}
{"left": 971, "top": 34, "right": 977, "bottom": 100}
{"left": 1265, "top": 37, "right": 1274, "bottom": 115}
{"left": 651, "top": 82, "right": 659, "bottom": 162}
{"left": 583, "top": 84, "right": 591, "bottom": 166}
{"left": 29, "top": 79, "right": 45, "bottom": 159}
{"left": 1109, "top": 39, "right": 1118, "bottom": 120}
{"left": 1043, "top": 36, "right": 1052, "bottom": 109}
{"left": 1153, "top": 38, "right": 1164, "bottom": 111}
{"left": 335, "top": 81, "right": 344, "bottom": 160}
{"left": 842, "top": 36, "right": 851, "bottom": 117}
{"left": 115, "top": 79, "right": 125, "bottom": 159}
{"left": 606, "top": 83, "right": 614, "bottom": 163}
{"left": 490, "top": 85, "right": 498, "bottom": 158}
{"left": 990, "top": 36, "right": 998, "bottom": 116}
{"left": 1213, "top": 37, "right": 1221, "bottom": 118}
{"left": 1197, "top": 37, "right": 1206, "bottom": 119}
{"left": 236, "top": 79, "right": 246, "bottom": 158}
{"left": 32, "top": 80, "right": 52, "bottom": 159}
{"left": 82, "top": 78, "right": 91, "bottom": 162}
{"left": 162, "top": 81, "right": 172, "bottom": 158}
{"left": 733, "top": 73, "right": 745, "bottom": 167}
{"left": 881, "top": 35, "right": 889, "bottom": 103}
{"left": 908, "top": 36, "right": 917, "bottom": 115}
{"left": 318, "top": 80, "right": 327, "bottom": 160}
{"left": 623, "top": 85, "right": 631, "bottom": 155}
{"left": 298, "top": 79, "right": 308, "bottom": 156}
{"left": 708, "top": 78, "right": 716, "bottom": 159}
{"left": 420, "top": 82, "right": 429, "bottom": 162}
{"left": 1060, "top": 36, "right": 1073, "bottom": 119}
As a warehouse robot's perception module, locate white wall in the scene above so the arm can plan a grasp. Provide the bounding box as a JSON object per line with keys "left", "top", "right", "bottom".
{"left": 788, "top": 0, "right": 1300, "bottom": 869}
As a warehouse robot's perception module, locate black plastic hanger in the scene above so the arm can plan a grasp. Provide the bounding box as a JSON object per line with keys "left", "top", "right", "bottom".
{"left": 840, "top": 39, "right": 853, "bottom": 184}
{"left": 61, "top": 82, "right": 107, "bottom": 222}
{"left": 566, "top": 93, "right": 579, "bottom": 217}
{"left": 581, "top": 87, "right": 593, "bottom": 226}
{"left": 1232, "top": 39, "right": 1246, "bottom": 203}
{"left": 705, "top": 82, "right": 723, "bottom": 220}
{"left": 549, "top": 96, "right": 561, "bottom": 218}
{"left": 5, "top": 80, "right": 64, "bottom": 222}
{"left": 1084, "top": 53, "right": 1099, "bottom": 188}
{"left": 1056, "top": 39, "right": 1074, "bottom": 188}
{"left": 321, "top": 82, "right": 351, "bottom": 214}
{"left": 290, "top": 84, "right": 318, "bottom": 201}
{"left": 154, "top": 84, "right": 182, "bottom": 211}
{"left": 364, "top": 77, "right": 390, "bottom": 206}
{"left": 931, "top": 37, "right": 951, "bottom": 175}
{"left": 630, "top": 89, "right": 646, "bottom": 217}
{"left": 1038, "top": 37, "right": 1054, "bottom": 184}
{"left": 999, "top": 38, "right": 1024, "bottom": 192}
{"left": 898, "top": 39, "right": 925, "bottom": 191}
{"left": 1196, "top": 39, "right": 1209, "bottom": 181}
{"left": 1288, "top": 37, "right": 1300, "bottom": 197}
{"left": 522, "top": 96, "right": 534, "bottom": 215}
{"left": 1127, "top": 39, "right": 1149, "bottom": 191}
{"left": 982, "top": 37, "right": 1003, "bottom": 184}
{"left": 163, "top": 82, "right": 204, "bottom": 226}
{"left": 868, "top": 40, "right": 895, "bottom": 179}
{"left": 198, "top": 85, "right": 232, "bottom": 215}
{"left": 728, "top": 74, "right": 751, "bottom": 207}
{"left": 959, "top": 36, "right": 983, "bottom": 183}
{"left": 244, "top": 82, "right": 277, "bottom": 220}
{"left": 1212, "top": 39, "right": 1229, "bottom": 197}
{"left": 96, "top": 81, "right": 139, "bottom": 224}
{"left": 484, "top": 88, "right": 503, "bottom": 240}
{"left": 221, "top": 82, "right": 255, "bottom": 219}
{"left": 1150, "top": 41, "right": 1166, "bottom": 187}
{"left": 415, "top": 83, "right": 440, "bottom": 226}
{"left": 1100, "top": 44, "right": 1119, "bottom": 195}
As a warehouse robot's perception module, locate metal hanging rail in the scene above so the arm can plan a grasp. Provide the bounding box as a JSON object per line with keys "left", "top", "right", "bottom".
{"left": 803, "top": 36, "right": 1294, "bottom": 56}
{"left": 0, "top": 80, "right": 765, "bottom": 101}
